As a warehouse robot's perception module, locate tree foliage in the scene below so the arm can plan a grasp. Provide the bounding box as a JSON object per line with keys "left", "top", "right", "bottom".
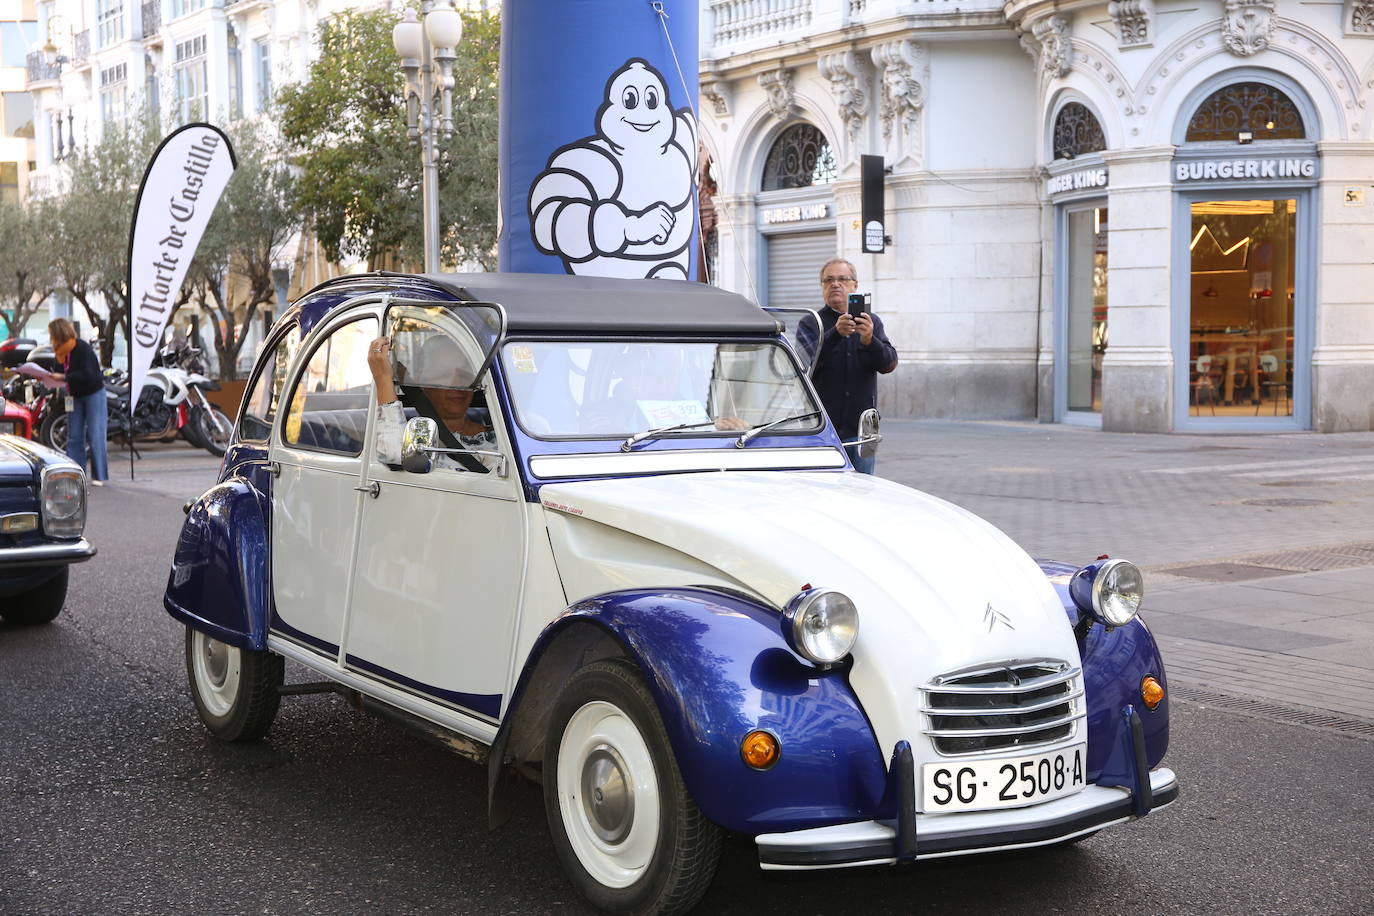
{"left": 0, "top": 198, "right": 57, "bottom": 339}
{"left": 185, "top": 121, "right": 301, "bottom": 379}
{"left": 47, "top": 117, "right": 161, "bottom": 366}
{"left": 278, "top": 8, "right": 500, "bottom": 270}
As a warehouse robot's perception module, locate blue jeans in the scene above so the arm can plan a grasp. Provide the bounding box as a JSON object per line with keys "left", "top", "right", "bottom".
{"left": 845, "top": 443, "right": 875, "bottom": 475}
{"left": 67, "top": 391, "right": 109, "bottom": 481}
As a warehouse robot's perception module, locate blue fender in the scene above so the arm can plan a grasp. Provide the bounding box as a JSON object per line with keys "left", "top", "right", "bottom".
{"left": 1038, "top": 560, "right": 1170, "bottom": 782}
{"left": 163, "top": 476, "right": 271, "bottom": 651}
{"left": 490, "top": 587, "right": 888, "bottom": 835}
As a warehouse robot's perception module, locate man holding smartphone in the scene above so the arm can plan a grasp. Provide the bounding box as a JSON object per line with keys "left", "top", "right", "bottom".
{"left": 803, "top": 258, "right": 899, "bottom": 474}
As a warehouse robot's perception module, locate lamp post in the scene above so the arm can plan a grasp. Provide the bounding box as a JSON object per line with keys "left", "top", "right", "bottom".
{"left": 393, "top": 2, "right": 463, "bottom": 274}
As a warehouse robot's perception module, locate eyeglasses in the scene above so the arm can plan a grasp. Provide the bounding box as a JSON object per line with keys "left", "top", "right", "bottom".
{"left": 821, "top": 276, "right": 855, "bottom": 285}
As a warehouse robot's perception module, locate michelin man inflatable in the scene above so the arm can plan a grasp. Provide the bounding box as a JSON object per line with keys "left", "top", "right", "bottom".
{"left": 528, "top": 59, "right": 697, "bottom": 279}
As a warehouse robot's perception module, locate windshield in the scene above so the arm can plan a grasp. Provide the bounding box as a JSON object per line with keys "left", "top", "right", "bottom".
{"left": 502, "top": 340, "right": 822, "bottom": 440}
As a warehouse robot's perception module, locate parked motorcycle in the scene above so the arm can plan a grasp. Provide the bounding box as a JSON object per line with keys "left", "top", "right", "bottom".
{"left": 0, "top": 373, "right": 40, "bottom": 438}
{"left": 41, "top": 344, "right": 234, "bottom": 458}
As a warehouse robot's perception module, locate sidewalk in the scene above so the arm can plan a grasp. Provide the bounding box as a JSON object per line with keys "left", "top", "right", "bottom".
{"left": 876, "top": 419, "right": 1374, "bottom": 724}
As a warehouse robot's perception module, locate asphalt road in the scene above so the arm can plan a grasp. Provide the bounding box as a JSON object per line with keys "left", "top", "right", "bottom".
{"left": 2, "top": 442, "right": 1371, "bottom": 915}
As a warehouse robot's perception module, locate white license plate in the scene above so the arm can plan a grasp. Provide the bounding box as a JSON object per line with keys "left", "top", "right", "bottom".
{"left": 922, "top": 743, "right": 1086, "bottom": 812}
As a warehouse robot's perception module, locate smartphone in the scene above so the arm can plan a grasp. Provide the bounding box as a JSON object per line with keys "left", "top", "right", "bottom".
{"left": 848, "top": 292, "right": 869, "bottom": 318}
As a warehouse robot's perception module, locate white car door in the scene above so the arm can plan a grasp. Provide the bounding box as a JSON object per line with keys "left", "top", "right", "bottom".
{"left": 269, "top": 310, "right": 380, "bottom": 657}
{"left": 342, "top": 303, "right": 526, "bottom": 723}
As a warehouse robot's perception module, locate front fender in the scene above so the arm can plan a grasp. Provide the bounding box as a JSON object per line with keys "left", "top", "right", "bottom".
{"left": 1039, "top": 559, "right": 1170, "bottom": 781}
{"left": 492, "top": 587, "right": 888, "bottom": 836}
{"left": 163, "top": 477, "right": 270, "bottom": 650}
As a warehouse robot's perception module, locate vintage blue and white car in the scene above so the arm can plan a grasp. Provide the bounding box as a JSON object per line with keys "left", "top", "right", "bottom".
{"left": 165, "top": 273, "right": 1176, "bottom": 915}
{"left": 0, "top": 433, "right": 94, "bottom": 624}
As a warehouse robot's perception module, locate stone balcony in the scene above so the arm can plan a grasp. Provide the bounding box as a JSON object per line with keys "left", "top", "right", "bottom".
{"left": 703, "top": 0, "right": 1010, "bottom": 62}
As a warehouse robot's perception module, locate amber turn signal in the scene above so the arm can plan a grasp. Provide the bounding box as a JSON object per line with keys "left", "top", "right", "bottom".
{"left": 1141, "top": 675, "right": 1165, "bottom": 710}
{"left": 740, "top": 730, "right": 780, "bottom": 770}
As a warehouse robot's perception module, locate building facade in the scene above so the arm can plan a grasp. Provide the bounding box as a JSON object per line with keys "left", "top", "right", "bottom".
{"left": 1, "top": 0, "right": 37, "bottom": 204}
{"left": 698, "top": 0, "right": 1374, "bottom": 433}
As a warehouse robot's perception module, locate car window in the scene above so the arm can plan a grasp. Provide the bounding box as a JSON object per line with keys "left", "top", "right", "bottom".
{"left": 502, "top": 340, "right": 820, "bottom": 439}
{"left": 237, "top": 322, "right": 302, "bottom": 442}
{"left": 386, "top": 307, "right": 501, "bottom": 474}
{"left": 281, "top": 318, "right": 378, "bottom": 455}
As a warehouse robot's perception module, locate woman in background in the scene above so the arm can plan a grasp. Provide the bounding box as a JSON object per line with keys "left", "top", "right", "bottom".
{"left": 46, "top": 318, "right": 108, "bottom": 487}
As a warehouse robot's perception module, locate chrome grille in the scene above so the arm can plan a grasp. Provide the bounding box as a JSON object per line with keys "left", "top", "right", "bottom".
{"left": 921, "top": 661, "right": 1084, "bottom": 756}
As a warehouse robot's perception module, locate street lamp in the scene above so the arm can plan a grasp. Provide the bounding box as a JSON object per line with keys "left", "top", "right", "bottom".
{"left": 393, "top": 2, "right": 463, "bottom": 273}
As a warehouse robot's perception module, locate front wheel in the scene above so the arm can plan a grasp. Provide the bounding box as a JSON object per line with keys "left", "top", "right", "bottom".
{"left": 185, "top": 628, "right": 284, "bottom": 741}
{"left": 544, "top": 659, "right": 722, "bottom": 916}
{"left": 0, "top": 568, "right": 68, "bottom": 625}
{"left": 191, "top": 404, "right": 232, "bottom": 457}
{"left": 39, "top": 412, "right": 68, "bottom": 452}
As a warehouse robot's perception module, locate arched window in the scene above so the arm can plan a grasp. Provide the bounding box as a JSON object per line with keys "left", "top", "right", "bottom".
{"left": 1185, "top": 82, "right": 1305, "bottom": 143}
{"left": 761, "top": 123, "right": 837, "bottom": 191}
{"left": 1052, "top": 102, "right": 1106, "bottom": 160}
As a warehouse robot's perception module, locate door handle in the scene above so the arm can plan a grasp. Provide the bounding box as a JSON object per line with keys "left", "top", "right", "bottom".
{"left": 354, "top": 481, "right": 381, "bottom": 499}
{"left": 269, "top": 461, "right": 282, "bottom": 478}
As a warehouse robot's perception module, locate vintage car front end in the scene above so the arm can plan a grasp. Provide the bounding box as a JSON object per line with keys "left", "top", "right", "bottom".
{"left": 0, "top": 434, "right": 95, "bottom": 624}
{"left": 528, "top": 469, "right": 1176, "bottom": 868}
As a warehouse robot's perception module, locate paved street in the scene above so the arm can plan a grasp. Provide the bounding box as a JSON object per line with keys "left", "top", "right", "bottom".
{"left": 2, "top": 432, "right": 1371, "bottom": 915}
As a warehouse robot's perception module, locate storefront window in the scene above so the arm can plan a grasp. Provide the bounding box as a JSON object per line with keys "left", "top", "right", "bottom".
{"left": 1188, "top": 199, "right": 1295, "bottom": 416}
{"left": 1066, "top": 207, "right": 1108, "bottom": 412}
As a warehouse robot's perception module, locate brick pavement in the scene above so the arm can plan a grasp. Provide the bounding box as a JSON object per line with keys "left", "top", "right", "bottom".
{"left": 876, "top": 419, "right": 1374, "bottom": 724}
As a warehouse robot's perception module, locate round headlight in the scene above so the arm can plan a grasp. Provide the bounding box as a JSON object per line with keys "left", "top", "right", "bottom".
{"left": 41, "top": 467, "right": 86, "bottom": 538}
{"left": 1092, "top": 559, "right": 1144, "bottom": 627}
{"left": 782, "top": 588, "right": 859, "bottom": 665}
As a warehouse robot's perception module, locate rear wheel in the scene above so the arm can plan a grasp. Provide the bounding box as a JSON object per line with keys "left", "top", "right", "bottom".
{"left": 191, "top": 404, "right": 233, "bottom": 457}
{"left": 544, "top": 659, "right": 721, "bottom": 916}
{"left": 39, "top": 412, "right": 68, "bottom": 452}
{"left": 0, "top": 568, "right": 68, "bottom": 625}
{"left": 185, "top": 628, "right": 284, "bottom": 741}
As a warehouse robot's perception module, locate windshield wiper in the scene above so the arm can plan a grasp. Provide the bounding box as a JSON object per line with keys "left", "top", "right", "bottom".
{"left": 735, "top": 410, "right": 822, "bottom": 448}
{"left": 621, "top": 419, "right": 722, "bottom": 452}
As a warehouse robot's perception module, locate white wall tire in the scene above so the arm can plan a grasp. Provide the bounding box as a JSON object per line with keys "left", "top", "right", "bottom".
{"left": 184, "top": 627, "right": 284, "bottom": 742}
{"left": 543, "top": 659, "right": 721, "bottom": 915}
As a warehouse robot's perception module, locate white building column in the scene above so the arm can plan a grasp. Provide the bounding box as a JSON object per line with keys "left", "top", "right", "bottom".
{"left": 714, "top": 192, "right": 760, "bottom": 303}
{"left": 1099, "top": 146, "right": 1174, "bottom": 433}
{"left": 1313, "top": 140, "right": 1374, "bottom": 432}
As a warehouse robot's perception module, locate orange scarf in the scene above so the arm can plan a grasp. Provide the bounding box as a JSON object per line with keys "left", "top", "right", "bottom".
{"left": 53, "top": 338, "right": 76, "bottom": 366}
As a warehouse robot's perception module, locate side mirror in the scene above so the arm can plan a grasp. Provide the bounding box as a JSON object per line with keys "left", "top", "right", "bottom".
{"left": 852, "top": 408, "right": 881, "bottom": 459}
{"left": 401, "top": 417, "right": 437, "bottom": 473}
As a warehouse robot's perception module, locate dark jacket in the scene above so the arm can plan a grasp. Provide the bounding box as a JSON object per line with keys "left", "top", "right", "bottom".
{"left": 63, "top": 339, "right": 103, "bottom": 398}
{"left": 805, "top": 306, "right": 898, "bottom": 439}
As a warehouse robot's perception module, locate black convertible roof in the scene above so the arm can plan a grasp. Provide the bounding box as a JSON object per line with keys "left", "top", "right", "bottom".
{"left": 416, "top": 272, "right": 782, "bottom": 336}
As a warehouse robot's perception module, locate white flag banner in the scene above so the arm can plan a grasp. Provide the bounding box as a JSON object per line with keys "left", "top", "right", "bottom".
{"left": 127, "top": 123, "right": 236, "bottom": 403}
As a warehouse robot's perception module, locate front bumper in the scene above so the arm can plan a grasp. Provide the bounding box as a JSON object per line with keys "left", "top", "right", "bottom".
{"left": 756, "top": 767, "right": 1178, "bottom": 869}
{"left": 0, "top": 538, "right": 98, "bottom": 569}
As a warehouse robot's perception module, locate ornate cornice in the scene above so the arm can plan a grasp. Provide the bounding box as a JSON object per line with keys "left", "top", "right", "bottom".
{"left": 1223, "top": 0, "right": 1276, "bottom": 56}
{"left": 871, "top": 39, "right": 924, "bottom": 142}
{"left": 1025, "top": 15, "right": 1072, "bottom": 79}
{"left": 1346, "top": 0, "right": 1374, "bottom": 34}
{"left": 1108, "top": 0, "right": 1153, "bottom": 49}
{"left": 758, "top": 68, "right": 796, "bottom": 122}
{"left": 701, "top": 74, "right": 732, "bottom": 118}
{"left": 817, "top": 50, "right": 868, "bottom": 146}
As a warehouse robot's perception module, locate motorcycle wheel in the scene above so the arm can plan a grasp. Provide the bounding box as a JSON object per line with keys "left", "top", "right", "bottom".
{"left": 192, "top": 405, "right": 233, "bottom": 457}
{"left": 39, "top": 413, "right": 69, "bottom": 452}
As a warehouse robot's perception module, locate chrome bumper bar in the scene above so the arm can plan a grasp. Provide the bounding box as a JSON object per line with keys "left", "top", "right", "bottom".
{"left": 0, "top": 538, "right": 97, "bottom": 568}
{"left": 756, "top": 767, "right": 1178, "bottom": 870}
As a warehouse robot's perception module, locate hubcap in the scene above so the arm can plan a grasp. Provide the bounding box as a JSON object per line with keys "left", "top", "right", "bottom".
{"left": 191, "top": 630, "right": 241, "bottom": 719}
{"left": 581, "top": 745, "right": 634, "bottom": 843}
{"left": 557, "top": 700, "right": 661, "bottom": 889}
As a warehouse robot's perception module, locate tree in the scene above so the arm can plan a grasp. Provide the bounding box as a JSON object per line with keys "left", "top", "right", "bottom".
{"left": 46, "top": 118, "right": 161, "bottom": 366}
{"left": 278, "top": 8, "right": 499, "bottom": 270}
{"left": 184, "top": 121, "right": 301, "bottom": 379}
{"left": 0, "top": 199, "right": 56, "bottom": 339}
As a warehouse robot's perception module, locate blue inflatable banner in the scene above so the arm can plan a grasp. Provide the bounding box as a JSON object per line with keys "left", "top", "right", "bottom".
{"left": 498, "top": 0, "right": 699, "bottom": 279}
